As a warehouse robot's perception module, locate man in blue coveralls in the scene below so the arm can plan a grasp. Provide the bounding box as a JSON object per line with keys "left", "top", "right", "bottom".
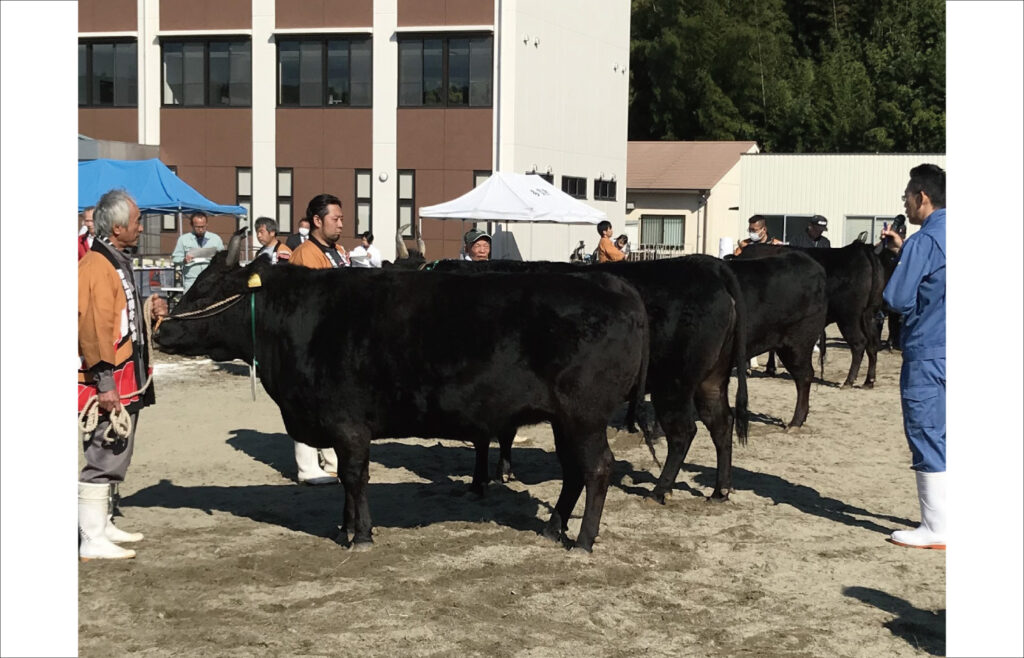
{"left": 880, "top": 163, "right": 946, "bottom": 550}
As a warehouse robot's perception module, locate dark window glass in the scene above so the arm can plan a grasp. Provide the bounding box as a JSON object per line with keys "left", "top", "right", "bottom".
{"left": 594, "top": 179, "right": 616, "bottom": 201}
{"left": 350, "top": 39, "right": 372, "bottom": 106}
{"left": 562, "top": 176, "right": 587, "bottom": 199}
{"left": 78, "top": 44, "right": 87, "bottom": 105}
{"left": 183, "top": 43, "right": 205, "bottom": 106}
{"left": 398, "top": 35, "right": 492, "bottom": 108}
{"left": 114, "top": 42, "right": 137, "bottom": 106}
{"left": 278, "top": 41, "right": 300, "bottom": 105}
{"left": 327, "top": 41, "right": 349, "bottom": 105}
{"left": 162, "top": 39, "right": 250, "bottom": 107}
{"left": 278, "top": 37, "right": 371, "bottom": 108}
{"left": 468, "top": 37, "right": 492, "bottom": 107}
{"left": 91, "top": 44, "right": 115, "bottom": 105}
{"left": 398, "top": 40, "right": 423, "bottom": 106}
{"left": 448, "top": 38, "right": 469, "bottom": 105}
{"left": 423, "top": 39, "right": 443, "bottom": 106}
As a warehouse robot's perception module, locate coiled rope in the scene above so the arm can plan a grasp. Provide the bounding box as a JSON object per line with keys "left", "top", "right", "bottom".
{"left": 78, "top": 296, "right": 159, "bottom": 444}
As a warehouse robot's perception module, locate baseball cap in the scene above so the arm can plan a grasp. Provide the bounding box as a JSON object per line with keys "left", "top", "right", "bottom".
{"left": 464, "top": 229, "right": 492, "bottom": 247}
{"left": 811, "top": 215, "right": 828, "bottom": 229}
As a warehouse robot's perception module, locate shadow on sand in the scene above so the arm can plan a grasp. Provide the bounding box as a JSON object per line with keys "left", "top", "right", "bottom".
{"left": 842, "top": 586, "right": 945, "bottom": 656}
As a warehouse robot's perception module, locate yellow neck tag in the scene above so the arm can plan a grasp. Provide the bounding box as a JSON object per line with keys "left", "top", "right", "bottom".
{"left": 247, "top": 273, "right": 263, "bottom": 288}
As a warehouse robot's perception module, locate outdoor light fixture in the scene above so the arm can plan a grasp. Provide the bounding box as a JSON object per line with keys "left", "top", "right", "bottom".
{"left": 379, "top": 172, "right": 388, "bottom": 182}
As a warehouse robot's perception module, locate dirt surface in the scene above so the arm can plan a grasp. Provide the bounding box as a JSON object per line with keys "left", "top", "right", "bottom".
{"left": 79, "top": 329, "right": 945, "bottom": 657}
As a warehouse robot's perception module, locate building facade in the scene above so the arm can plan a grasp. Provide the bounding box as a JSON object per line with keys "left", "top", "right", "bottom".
{"left": 738, "top": 153, "right": 948, "bottom": 247}
{"left": 78, "top": 0, "right": 629, "bottom": 261}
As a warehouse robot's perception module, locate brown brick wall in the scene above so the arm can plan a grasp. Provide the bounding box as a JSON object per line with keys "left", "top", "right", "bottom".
{"left": 79, "top": 0, "right": 137, "bottom": 32}
{"left": 397, "top": 108, "right": 492, "bottom": 259}
{"left": 397, "top": 0, "right": 493, "bottom": 27}
{"left": 276, "top": 0, "right": 373, "bottom": 28}
{"left": 79, "top": 108, "right": 139, "bottom": 143}
{"left": 160, "top": 0, "right": 251, "bottom": 31}
{"left": 158, "top": 108, "right": 252, "bottom": 252}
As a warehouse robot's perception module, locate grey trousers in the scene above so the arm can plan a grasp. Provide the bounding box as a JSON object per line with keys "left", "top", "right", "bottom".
{"left": 80, "top": 412, "right": 138, "bottom": 484}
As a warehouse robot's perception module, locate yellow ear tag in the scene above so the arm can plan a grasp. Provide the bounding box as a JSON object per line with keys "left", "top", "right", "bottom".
{"left": 247, "top": 273, "right": 263, "bottom": 289}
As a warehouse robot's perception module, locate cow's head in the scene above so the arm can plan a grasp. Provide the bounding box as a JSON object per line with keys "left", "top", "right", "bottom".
{"left": 155, "top": 228, "right": 271, "bottom": 361}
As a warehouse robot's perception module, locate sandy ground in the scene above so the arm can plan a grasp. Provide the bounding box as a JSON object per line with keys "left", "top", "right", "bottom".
{"left": 79, "top": 328, "right": 945, "bottom": 657}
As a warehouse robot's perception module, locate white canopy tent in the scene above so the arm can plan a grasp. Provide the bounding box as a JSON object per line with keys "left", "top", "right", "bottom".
{"left": 418, "top": 172, "right": 607, "bottom": 259}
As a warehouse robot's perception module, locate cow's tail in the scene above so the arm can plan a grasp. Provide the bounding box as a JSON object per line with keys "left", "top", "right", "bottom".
{"left": 717, "top": 262, "right": 749, "bottom": 446}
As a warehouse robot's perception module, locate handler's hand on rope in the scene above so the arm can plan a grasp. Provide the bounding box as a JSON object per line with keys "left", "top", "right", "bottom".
{"left": 97, "top": 389, "right": 122, "bottom": 413}
{"left": 149, "top": 294, "right": 169, "bottom": 320}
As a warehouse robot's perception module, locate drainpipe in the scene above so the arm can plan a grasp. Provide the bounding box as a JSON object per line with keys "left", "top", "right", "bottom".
{"left": 700, "top": 189, "right": 710, "bottom": 255}
{"left": 494, "top": 0, "right": 502, "bottom": 173}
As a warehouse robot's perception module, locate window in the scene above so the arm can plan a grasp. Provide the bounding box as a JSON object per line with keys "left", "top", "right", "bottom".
{"left": 594, "top": 178, "right": 617, "bottom": 201}
{"left": 845, "top": 215, "right": 896, "bottom": 246}
{"left": 277, "top": 168, "right": 293, "bottom": 233}
{"left": 640, "top": 215, "right": 685, "bottom": 247}
{"left": 398, "top": 35, "right": 493, "bottom": 107}
{"left": 355, "top": 169, "right": 372, "bottom": 235}
{"left": 398, "top": 170, "right": 415, "bottom": 238}
{"left": 277, "top": 37, "right": 372, "bottom": 107}
{"left": 162, "top": 39, "right": 251, "bottom": 107}
{"left": 79, "top": 40, "right": 137, "bottom": 107}
{"left": 562, "top": 176, "right": 587, "bottom": 199}
{"left": 162, "top": 165, "right": 178, "bottom": 231}
{"left": 236, "top": 167, "right": 252, "bottom": 230}
{"left": 759, "top": 214, "right": 812, "bottom": 242}
{"left": 474, "top": 170, "right": 491, "bottom": 187}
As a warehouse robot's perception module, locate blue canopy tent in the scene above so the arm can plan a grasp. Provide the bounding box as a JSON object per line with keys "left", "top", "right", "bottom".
{"left": 78, "top": 158, "right": 247, "bottom": 217}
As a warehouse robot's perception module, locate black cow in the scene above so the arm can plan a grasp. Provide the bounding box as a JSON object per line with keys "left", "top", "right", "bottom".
{"left": 432, "top": 255, "right": 749, "bottom": 505}
{"left": 155, "top": 233, "right": 650, "bottom": 552}
{"left": 733, "top": 242, "right": 885, "bottom": 388}
{"left": 725, "top": 251, "right": 828, "bottom": 427}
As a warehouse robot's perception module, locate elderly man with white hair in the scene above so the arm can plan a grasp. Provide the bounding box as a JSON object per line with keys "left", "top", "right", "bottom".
{"left": 78, "top": 188, "right": 167, "bottom": 561}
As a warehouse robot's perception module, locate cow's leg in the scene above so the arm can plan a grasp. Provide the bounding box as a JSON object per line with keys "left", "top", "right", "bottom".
{"left": 696, "top": 374, "right": 735, "bottom": 501}
{"left": 765, "top": 350, "right": 778, "bottom": 377}
{"left": 573, "top": 427, "right": 614, "bottom": 553}
{"left": 836, "top": 316, "right": 867, "bottom": 388}
{"left": 469, "top": 437, "right": 490, "bottom": 496}
{"left": 778, "top": 344, "right": 814, "bottom": 428}
{"left": 335, "top": 432, "right": 373, "bottom": 549}
{"left": 496, "top": 429, "right": 515, "bottom": 483}
{"left": 649, "top": 389, "right": 699, "bottom": 505}
{"left": 861, "top": 309, "right": 879, "bottom": 389}
{"left": 543, "top": 421, "right": 584, "bottom": 545}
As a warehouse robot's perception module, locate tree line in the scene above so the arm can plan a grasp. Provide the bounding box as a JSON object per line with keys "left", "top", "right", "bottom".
{"left": 628, "top": 0, "right": 945, "bottom": 153}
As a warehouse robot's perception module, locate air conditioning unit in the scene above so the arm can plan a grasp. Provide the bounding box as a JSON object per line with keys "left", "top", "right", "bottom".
{"left": 625, "top": 202, "right": 635, "bottom": 211}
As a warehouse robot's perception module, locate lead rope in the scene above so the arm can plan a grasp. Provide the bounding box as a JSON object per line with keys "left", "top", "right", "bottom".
{"left": 78, "top": 296, "right": 158, "bottom": 444}
{"left": 250, "top": 292, "right": 258, "bottom": 401}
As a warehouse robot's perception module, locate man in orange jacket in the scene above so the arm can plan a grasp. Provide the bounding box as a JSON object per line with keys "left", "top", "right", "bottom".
{"left": 78, "top": 189, "right": 167, "bottom": 561}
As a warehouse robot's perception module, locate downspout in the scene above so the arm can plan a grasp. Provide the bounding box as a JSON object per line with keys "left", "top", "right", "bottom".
{"left": 700, "top": 189, "right": 710, "bottom": 255}
{"left": 494, "top": 0, "right": 502, "bottom": 173}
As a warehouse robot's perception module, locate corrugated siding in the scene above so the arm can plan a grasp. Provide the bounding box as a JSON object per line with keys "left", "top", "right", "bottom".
{"left": 738, "top": 154, "right": 947, "bottom": 244}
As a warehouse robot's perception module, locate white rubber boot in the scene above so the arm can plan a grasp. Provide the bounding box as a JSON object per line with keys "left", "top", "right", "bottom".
{"left": 320, "top": 448, "right": 339, "bottom": 478}
{"left": 105, "top": 483, "right": 143, "bottom": 544}
{"left": 79, "top": 482, "right": 136, "bottom": 561}
{"left": 295, "top": 443, "right": 337, "bottom": 485}
{"left": 890, "top": 471, "right": 946, "bottom": 550}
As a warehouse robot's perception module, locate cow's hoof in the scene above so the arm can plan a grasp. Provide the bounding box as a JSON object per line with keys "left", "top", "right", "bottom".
{"left": 707, "top": 493, "right": 730, "bottom": 503}
{"left": 862, "top": 381, "right": 875, "bottom": 389}
{"left": 765, "top": 369, "right": 777, "bottom": 378}
{"left": 569, "top": 543, "right": 593, "bottom": 555}
{"left": 784, "top": 424, "right": 804, "bottom": 434}
{"left": 500, "top": 471, "right": 515, "bottom": 484}
{"left": 349, "top": 540, "right": 374, "bottom": 552}
{"left": 542, "top": 525, "right": 565, "bottom": 544}
{"left": 645, "top": 490, "right": 668, "bottom": 506}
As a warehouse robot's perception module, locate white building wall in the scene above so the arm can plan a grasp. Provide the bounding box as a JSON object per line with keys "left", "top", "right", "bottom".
{"left": 738, "top": 153, "right": 947, "bottom": 245}
{"left": 492, "top": 0, "right": 630, "bottom": 261}
{"left": 373, "top": 0, "right": 398, "bottom": 261}
{"left": 251, "top": 0, "right": 276, "bottom": 227}
{"left": 138, "top": 0, "right": 160, "bottom": 146}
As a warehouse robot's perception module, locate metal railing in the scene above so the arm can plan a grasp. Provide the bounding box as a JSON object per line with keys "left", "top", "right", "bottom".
{"left": 625, "top": 244, "right": 686, "bottom": 261}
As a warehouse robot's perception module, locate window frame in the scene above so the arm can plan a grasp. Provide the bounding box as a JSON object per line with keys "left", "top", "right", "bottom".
{"left": 276, "top": 168, "right": 293, "bottom": 233}
{"left": 236, "top": 167, "right": 252, "bottom": 231}
{"left": 593, "top": 178, "right": 617, "bottom": 202}
{"left": 640, "top": 214, "right": 686, "bottom": 248}
{"left": 160, "top": 36, "right": 252, "bottom": 108}
{"left": 561, "top": 175, "right": 587, "bottom": 200}
{"left": 79, "top": 38, "right": 138, "bottom": 108}
{"left": 354, "top": 168, "right": 373, "bottom": 236}
{"left": 397, "top": 33, "right": 494, "bottom": 108}
{"left": 397, "top": 170, "right": 416, "bottom": 239}
{"left": 275, "top": 35, "right": 373, "bottom": 108}
{"left": 161, "top": 165, "right": 179, "bottom": 232}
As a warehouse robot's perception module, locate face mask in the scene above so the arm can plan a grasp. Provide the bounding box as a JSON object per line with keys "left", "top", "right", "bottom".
{"left": 749, "top": 230, "right": 762, "bottom": 242}
{"left": 298, "top": 227, "right": 310, "bottom": 237}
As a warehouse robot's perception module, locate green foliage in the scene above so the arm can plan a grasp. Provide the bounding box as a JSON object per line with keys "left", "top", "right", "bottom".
{"left": 629, "top": 0, "right": 946, "bottom": 152}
